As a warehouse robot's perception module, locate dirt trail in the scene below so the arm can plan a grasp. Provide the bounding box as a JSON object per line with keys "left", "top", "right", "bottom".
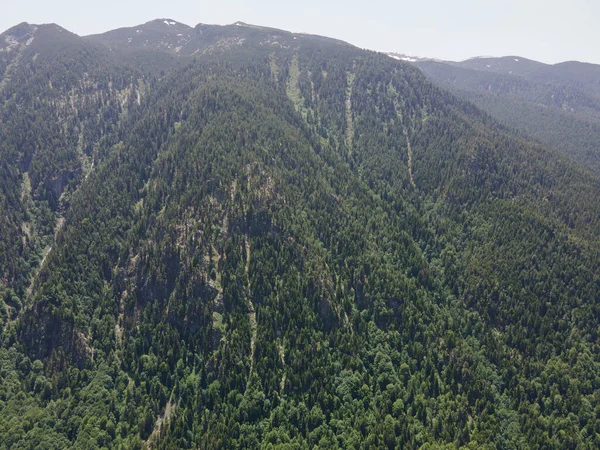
{"left": 114, "top": 289, "right": 128, "bottom": 356}
{"left": 243, "top": 166, "right": 257, "bottom": 393}
{"left": 345, "top": 72, "right": 355, "bottom": 148}
{"left": 26, "top": 214, "right": 65, "bottom": 297}
{"left": 394, "top": 101, "right": 415, "bottom": 186}
{"left": 405, "top": 134, "right": 415, "bottom": 186}
{"left": 278, "top": 341, "right": 286, "bottom": 393}
{"left": 147, "top": 400, "right": 174, "bottom": 448}
{"left": 245, "top": 234, "right": 257, "bottom": 392}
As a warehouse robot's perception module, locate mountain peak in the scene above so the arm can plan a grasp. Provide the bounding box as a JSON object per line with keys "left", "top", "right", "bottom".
{"left": 0, "top": 22, "right": 38, "bottom": 52}
{"left": 386, "top": 52, "right": 439, "bottom": 63}
{"left": 85, "top": 19, "right": 195, "bottom": 54}
{"left": 144, "top": 18, "right": 190, "bottom": 29}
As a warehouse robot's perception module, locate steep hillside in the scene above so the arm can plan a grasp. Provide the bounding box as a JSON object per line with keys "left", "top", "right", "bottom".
{"left": 1, "top": 21, "right": 600, "bottom": 449}
{"left": 414, "top": 56, "right": 600, "bottom": 174}
{"left": 0, "top": 22, "right": 148, "bottom": 314}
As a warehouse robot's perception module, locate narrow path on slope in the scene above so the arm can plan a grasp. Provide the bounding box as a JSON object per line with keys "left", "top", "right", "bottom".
{"left": 245, "top": 234, "right": 256, "bottom": 393}
{"left": 26, "top": 213, "right": 65, "bottom": 298}
{"left": 345, "top": 72, "right": 355, "bottom": 149}
{"left": 394, "top": 100, "right": 415, "bottom": 187}
{"left": 405, "top": 134, "right": 415, "bottom": 187}
{"left": 148, "top": 399, "right": 174, "bottom": 449}
{"left": 278, "top": 341, "right": 286, "bottom": 393}
{"left": 243, "top": 166, "right": 257, "bottom": 393}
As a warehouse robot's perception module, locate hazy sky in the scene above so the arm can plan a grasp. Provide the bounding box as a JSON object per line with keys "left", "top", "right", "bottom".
{"left": 1, "top": 0, "right": 599, "bottom": 64}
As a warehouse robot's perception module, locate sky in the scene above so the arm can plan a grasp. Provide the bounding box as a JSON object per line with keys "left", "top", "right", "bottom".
{"left": 1, "top": 0, "right": 599, "bottom": 64}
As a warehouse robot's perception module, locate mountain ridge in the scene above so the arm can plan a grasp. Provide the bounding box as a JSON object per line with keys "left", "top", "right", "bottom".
{"left": 385, "top": 51, "right": 600, "bottom": 70}
{"left": 391, "top": 51, "right": 600, "bottom": 174}
{"left": 1, "top": 18, "right": 600, "bottom": 449}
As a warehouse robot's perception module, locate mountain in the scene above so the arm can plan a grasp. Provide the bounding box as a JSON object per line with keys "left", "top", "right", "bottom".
{"left": 1, "top": 20, "right": 600, "bottom": 449}
{"left": 449, "top": 56, "right": 600, "bottom": 97}
{"left": 386, "top": 52, "right": 435, "bottom": 63}
{"left": 86, "top": 19, "right": 195, "bottom": 54}
{"left": 405, "top": 54, "right": 600, "bottom": 174}
{"left": 86, "top": 20, "right": 349, "bottom": 59}
{"left": 450, "top": 56, "right": 548, "bottom": 77}
{"left": 0, "top": 21, "right": 142, "bottom": 301}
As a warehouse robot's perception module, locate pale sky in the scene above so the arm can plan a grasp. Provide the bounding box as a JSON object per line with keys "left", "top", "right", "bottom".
{"left": 1, "top": 0, "right": 599, "bottom": 64}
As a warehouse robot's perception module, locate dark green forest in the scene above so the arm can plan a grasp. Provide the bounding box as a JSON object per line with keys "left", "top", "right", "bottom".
{"left": 415, "top": 58, "right": 600, "bottom": 176}
{"left": 1, "top": 20, "right": 600, "bottom": 449}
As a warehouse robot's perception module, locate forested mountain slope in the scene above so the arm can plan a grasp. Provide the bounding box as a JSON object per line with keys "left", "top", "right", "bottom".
{"left": 0, "top": 22, "right": 147, "bottom": 308}
{"left": 449, "top": 56, "right": 600, "bottom": 98}
{"left": 414, "top": 56, "right": 600, "bottom": 175}
{"left": 1, "top": 20, "right": 600, "bottom": 449}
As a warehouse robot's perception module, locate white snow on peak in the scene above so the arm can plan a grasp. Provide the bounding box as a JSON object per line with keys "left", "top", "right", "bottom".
{"left": 514, "top": 58, "right": 519, "bottom": 62}
{"left": 164, "top": 20, "right": 176, "bottom": 26}
{"left": 486, "top": 64, "right": 491, "bottom": 68}
{"left": 233, "top": 22, "right": 262, "bottom": 29}
{"left": 388, "top": 54, "right": 418, "bottom": 62}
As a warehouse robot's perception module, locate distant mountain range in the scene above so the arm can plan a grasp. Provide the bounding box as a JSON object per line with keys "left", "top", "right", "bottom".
{"left": 387, "top": 52, "right": 600, "bottom": 174}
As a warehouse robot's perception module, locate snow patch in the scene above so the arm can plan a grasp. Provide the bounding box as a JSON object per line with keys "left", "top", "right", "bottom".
{"left": 486, "top": 64, "right": 491, "bottom": 68}
{"left": 233, "top": 21, "right": 262, "bottom": 29}
{"left": 389, "top": 54, "right": 418, "bottom": 62}
{"left": 163, "top": 20, "right": 176, "bottom": 26}
{"left": 514, "top": 58, "right": 519, "bottom": 62}
{"left": 136, "top": 29, "right": 142, "bottom": 33}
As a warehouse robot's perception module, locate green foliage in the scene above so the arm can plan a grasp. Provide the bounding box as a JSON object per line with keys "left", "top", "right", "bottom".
{"left": 417, "top": 59, "right": 600, "bottom": 175}
{"left": 0, "top": 20, "right": 600, "bottom": 449}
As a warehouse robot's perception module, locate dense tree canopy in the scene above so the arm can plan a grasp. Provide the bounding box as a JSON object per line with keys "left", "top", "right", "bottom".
{"left": 1, "top": 20, "right": 600, "bottom": 449}
{"left": 416, "top": 58, "right": 600, "bottom": 176}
